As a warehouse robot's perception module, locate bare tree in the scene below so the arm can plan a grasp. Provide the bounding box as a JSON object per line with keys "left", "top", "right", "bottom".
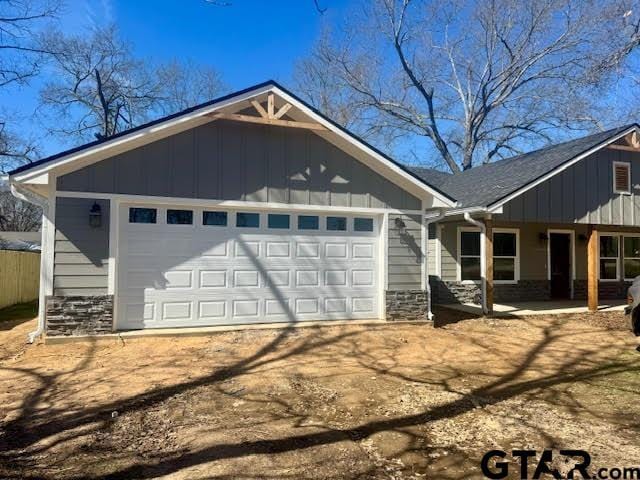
{"left": 296, "top": 0, "right": 634, "bottom": 173}
{"left": 0, "top": 0, "right": 60, "bottom": 88}
{"left": 0, "top": 191, "right": 41, "bottom": 231}
{"left": 39, "top": 25, "right": 161, "bottom": 141}
{"left": 38, "top": 25, "right": 227, "bottom": 142}
{"left": 155, "top": 59, "right": 226, "bottom": 114}
{"left": 0, "top": 0, "right": 59, "bottom": 173}
{"left": 0, "top": 119, "right": 37, "bottom": 173}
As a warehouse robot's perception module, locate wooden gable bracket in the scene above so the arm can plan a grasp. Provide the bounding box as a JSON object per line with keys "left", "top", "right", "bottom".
{"left": 207, "top": 92, "right": 326, "bottom": 131}
{"left": 607, "top": 131, "right": 640, "bottom": 152}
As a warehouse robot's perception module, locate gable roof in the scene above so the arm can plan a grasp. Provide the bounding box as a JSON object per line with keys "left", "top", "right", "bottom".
{"left": 9, "top": 80, "right": 456, "bottom": 207}
{"left": 410, "top": 124, "right": 640, "bottom": 209}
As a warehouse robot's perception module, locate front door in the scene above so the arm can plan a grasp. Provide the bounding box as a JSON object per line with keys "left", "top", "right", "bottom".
{"left": 549, "top": 233, "right": 571, "bottom": 299}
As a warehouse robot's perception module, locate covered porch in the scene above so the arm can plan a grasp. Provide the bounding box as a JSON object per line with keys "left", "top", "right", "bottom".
{"left": 442, "top": 299, "right": 627, "bottom": 317}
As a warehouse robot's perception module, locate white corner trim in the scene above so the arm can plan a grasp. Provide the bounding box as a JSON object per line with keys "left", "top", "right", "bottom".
{"left": 488, "top": 125, "right": 640, "bottom": 212}
{"left": 378, "top": 212, "right": 389, "bottom": 320}
{"left": 107, "top": 198, "right": 119, "bottom": 295}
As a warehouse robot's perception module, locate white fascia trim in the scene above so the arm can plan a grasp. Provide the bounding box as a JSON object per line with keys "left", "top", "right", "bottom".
{"left": 271, "top": 87, "right": 456, "bottom": 208}
{"left": 488, "top": 125, "right": 640, "bottom": 213}
{"left": 11, "top": 84, "right": 276, "bottom": 183}
{"left": 54, "top": 191, "right": 425, "bottom": 215}
{"left": 12, "top": 83, "right": 457, "bottom": 209}
{"left": 444, "top": 206, "right": 502, "bottom": 217}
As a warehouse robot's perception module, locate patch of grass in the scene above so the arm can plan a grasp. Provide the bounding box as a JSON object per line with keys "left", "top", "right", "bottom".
{"left": 0, "top": 301, "right": 38, "bottom": 323}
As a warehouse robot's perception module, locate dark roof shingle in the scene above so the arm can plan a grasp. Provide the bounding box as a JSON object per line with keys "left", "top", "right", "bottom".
{"left": 409, "top": 124, "right": 638, "bottom": 207}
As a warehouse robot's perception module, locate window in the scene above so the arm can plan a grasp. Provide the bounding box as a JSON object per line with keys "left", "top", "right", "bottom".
{"left": 236, "top": 212, "right": 259, "bottom": 228}
{"left": 298, "top": 215, "right": 319, "bottom": 230}
{"left": 624, "top": 236, "right": 640, "bottom": 280}
{"left": 459, "top": 229, "right": 481, "bottom": 281}
{"left": 203, "top": 211, "right": 227, "bottom": 226}
{"left": 599, "top": 235, "right": 619, "bottom": 280}
{"left": 268, "top": 214, "right": 290, "bottom": 229}
{"left": 493, "top": 230, "right": 518, "bottom": 282}
{"left": 327, "top": 216, "right": 347, "bottom": 231}
{"left": 354, "top": 217, "right": 374, "bottom": 232}
{"left": 613, "top": 162, "right": 631, "bottom": 194}
{"left": 167, "top": 209, "right": 193, "bottom": 225}
{"left": 129, "top": 207, "right": 157, "bottom": 224}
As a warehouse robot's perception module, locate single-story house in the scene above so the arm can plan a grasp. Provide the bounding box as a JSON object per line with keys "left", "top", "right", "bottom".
{"left": 8, "top": 80, "right": 640, "bottom": 340}
{"left": 411, "top": 123, "right": 640, "bottom": 314}
{"left": 8, "top": 81, "right": 455, "bottom": 340}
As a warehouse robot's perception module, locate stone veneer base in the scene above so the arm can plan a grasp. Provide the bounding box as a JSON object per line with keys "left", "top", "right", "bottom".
{"left": 385, "top": 290, "right": 429, "bottom": 321}
{"left": 46, "top": 295, "right": 114, "bottom": 336}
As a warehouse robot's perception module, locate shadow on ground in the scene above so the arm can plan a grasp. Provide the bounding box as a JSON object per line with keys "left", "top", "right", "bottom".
{"left": 0, "top": 308, "right": 638, "bottom": 479}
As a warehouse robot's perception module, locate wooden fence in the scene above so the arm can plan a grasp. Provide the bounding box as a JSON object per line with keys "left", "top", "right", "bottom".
{"left": 0, "top": 250, "right": 40, "bottom": 310}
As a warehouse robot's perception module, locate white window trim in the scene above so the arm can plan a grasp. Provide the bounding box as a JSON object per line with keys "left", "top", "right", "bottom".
{"left": 456, "top": 226, "right": 481, "bottom": 284}
{"left": 493, "top": 227, "right": 520, "bottom": 285}
{"left": 620, "top": 233, "right": 640, "bottom": 282}
{"left": 613, "top": 161, "right": 631, "bottom": 195}
{"left": 598, "top": 233, "right": 620, "bottom": 282}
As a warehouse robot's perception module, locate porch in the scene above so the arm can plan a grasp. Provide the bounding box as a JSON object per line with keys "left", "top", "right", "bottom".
{"left": 442, "top": 299, "right": 627, "bottom": 317}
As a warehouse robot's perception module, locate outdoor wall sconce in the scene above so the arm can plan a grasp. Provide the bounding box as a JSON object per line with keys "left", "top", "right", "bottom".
{"left": 394, "top": 217, "right": 407, "bottom": 235}
{"left": 538, "top": 232, "right": 548, "bottom": 242}
{"left": 89, "top": 202, "right": 102, "bottom": 228}
{"left": 578, "top": 234, "right": 587, "bottom": 243}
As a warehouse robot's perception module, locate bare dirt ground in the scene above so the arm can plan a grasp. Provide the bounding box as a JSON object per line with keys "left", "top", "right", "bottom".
{"left": 0, "top": 307, "right": 639, "bottom": 479}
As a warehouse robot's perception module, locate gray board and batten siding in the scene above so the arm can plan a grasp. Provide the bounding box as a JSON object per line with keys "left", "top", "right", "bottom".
{"left": 57, "top": 120, "right": 422, "bottom": 211}
{"left": 501, "top": 148, "right": 640, "bottom": 226}
{"left": 54, "top": 197, "right": 110, "bottom": 296}
{"left": 54, "top": 120, "right": 427, "bottom": 296}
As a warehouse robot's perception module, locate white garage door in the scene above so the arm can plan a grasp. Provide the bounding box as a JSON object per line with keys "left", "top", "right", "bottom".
{"left": 117, "top": 204, "right": 380, "bottom": 329}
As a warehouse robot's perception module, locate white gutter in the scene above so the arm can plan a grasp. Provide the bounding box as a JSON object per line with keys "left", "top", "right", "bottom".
{"left": 424, "top": 208, "right": 447, "bottom": 320}
{"left": 10, "top": 183, "right": 49, "bottom": 343}
{"left": 463, "top": 212, "right": 488, "bottom": 315}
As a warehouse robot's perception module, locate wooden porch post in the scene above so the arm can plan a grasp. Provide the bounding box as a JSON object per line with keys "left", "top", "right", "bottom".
{"left": 485, "top": 217, "right": 494, "bottom": 315}
{"left": 587, "top": 224, "right": 598, "bottom": 312}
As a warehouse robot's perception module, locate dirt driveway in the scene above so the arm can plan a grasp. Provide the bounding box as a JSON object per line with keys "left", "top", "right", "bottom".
{"left": 0, "top": 307, "right": 639, "bottom": 479}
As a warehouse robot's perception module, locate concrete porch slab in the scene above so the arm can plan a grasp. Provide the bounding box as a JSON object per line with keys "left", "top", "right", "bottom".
{"left": 441, "top": 300, "right": 628, "bottom": 317}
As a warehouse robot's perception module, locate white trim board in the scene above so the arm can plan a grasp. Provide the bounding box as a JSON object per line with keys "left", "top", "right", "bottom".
{"left": 11, "top": 83, "right": 456, "bottom": 208}
{"left": 55, "top": 191, "right": 424, "bottom": 215}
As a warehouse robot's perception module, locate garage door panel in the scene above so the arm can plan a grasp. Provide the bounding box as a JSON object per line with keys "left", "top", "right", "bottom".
{"left": 325, "top": 242, "right": 347, "bottom": 258}
{"left": 165, "top": 270, "right": 193, "bottom": 289}
{"left": 199, "top": 270, "right": 227, "bottom": 288}
{"left": 118, "top": 206, "right": 380, "bottom": 329}
{"left": 162, "top": 301, "right": 192, "bottom": 321}
{"left": 232, "top": 299, "right": 260, "bottom": 317}
{"left": 265, "top": 241, "right": 291, "bottom": 258}
{"left": 199, "top": 300, "right": 226, "bottom": 319}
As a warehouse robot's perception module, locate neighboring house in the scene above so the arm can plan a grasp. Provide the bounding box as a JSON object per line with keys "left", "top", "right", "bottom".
{"left": 411, "top": 124, "right": 640, "bottom": 314}
{"left": 8, "top": 81, "right": 455, "bottom": 339}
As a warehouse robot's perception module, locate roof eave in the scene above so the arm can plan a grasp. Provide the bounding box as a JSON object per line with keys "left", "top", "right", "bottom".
{"left": 485, "top": 123, "right": 640, "bottom": 212}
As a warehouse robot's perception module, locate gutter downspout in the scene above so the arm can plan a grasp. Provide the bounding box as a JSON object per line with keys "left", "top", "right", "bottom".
{"left": 463, "top": 212, "right": 488, "bottom": 315}
{"left": 10, "top": 183, "right": 49, "bottom": 343}
{"left": 424, "top": 208, "right": 447, "bottom": 320}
